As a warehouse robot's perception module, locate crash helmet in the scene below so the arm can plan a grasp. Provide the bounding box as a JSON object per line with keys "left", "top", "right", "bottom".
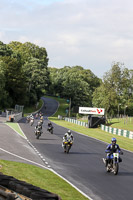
{"left": 67, "top": 130, "right": 71, "bottom": 135}
{"left": 111, "top": 138, "right": 116, "bottom": 145}
{"left": 38, "top": 121, "right": 41, "bottom": 126}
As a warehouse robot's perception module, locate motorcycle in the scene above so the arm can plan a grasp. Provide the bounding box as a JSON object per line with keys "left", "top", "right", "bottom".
{"left": 47, "top": 126, "right": 53, "bottom": 134}
{"left": 26, "top": 116, "right": 30, "bottom": 123}
{"left": 35, "top": 129, "right": 42, "bottom": 139}
{"left": 103, "top": 152, "right": 121, "bottom": 175}
{"left": 30, "top": 118, "right": 34, "bottom": 126}
{"left": 40, "top": 119, "right": 43, "bottom": 125}
{"left": 63, "top": 138, "right": 73, "bottom": 154}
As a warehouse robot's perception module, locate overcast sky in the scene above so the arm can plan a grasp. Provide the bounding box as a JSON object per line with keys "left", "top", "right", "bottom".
{"left": 0, "top": 0, "right": 133, "bottom": 78}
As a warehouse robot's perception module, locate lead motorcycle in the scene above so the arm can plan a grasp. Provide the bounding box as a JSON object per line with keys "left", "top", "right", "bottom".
{"left": 103, "top": 152, "right": 122, "bottom": 175}
{"left": 63, "top": 138, "right": 73, "bottom": 154}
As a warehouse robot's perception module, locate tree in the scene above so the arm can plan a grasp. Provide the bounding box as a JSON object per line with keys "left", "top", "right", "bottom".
{"left": 0, "top": 61, "right": 9, "bottom": 108}
{"left": 92, "top": 62, "right": 133, "bottom": 116}
{"left": 23, "top": 57, "right": 49, "bottom": 102}
{"left": 48, "top": 65, "right": 101, "bottom": 107}
{"left": 8, "top": 41, "right": 50, "bottom": 105}
{"left": 1, "top": 56, "right": 27, "bottom": 106}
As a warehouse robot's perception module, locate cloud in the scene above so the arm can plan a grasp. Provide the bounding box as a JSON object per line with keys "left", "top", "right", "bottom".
{"left": 0, "top": 0, "right": 133, "bottom": 77}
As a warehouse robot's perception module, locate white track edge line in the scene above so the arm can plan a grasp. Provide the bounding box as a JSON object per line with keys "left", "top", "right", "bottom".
{"left": 50, "top": 168, "right": 92, "bottom": 200}
{"left": 0, "top": 147, "right": 48, "bottom": 169}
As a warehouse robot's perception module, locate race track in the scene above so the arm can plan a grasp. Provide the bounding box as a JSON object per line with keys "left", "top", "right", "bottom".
{"left": 17, "top": 97, "right": 133, "bottom": 200}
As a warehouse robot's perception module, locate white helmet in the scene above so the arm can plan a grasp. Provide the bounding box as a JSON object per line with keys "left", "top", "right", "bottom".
{"left": 38, "top": 121, "right": 41, "bottom": 126}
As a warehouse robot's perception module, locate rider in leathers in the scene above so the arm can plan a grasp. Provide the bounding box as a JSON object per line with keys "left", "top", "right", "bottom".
{"left": 35, "top": 121, "right": 42, "bottom": 135}
{"left": 104, "top": 138, "right": 123, "bottom": 166}
{"left": 62, "top": 130, "right": 74, "bottom": 151}
{"left": 48, "top": 122, "right": 53, "bottom": 129}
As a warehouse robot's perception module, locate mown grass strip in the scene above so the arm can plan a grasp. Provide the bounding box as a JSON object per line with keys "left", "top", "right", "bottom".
{"left": 107, "top": 118, "right": 133, "bottom": 131}
{"left": 6, "top": 122, "right": 26, "bottom": 138}
{"left": 0, "top": 160, "right": 89, "bottom": 200}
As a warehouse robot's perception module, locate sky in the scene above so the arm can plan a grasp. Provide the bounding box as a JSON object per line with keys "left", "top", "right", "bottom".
{"left": 0, "top": 0, "right": 133, "bottom": 78}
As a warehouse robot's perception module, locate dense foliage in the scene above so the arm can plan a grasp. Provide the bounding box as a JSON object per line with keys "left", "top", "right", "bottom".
{"left": 0, "top": 40, "right": 132, "bottom": 116}
{"left": 92, "top": 62, "right": 133, "bottom": 116}
{"left": 0, "top": 41, "right": 49, "bottom": 108}
{"left": 48, "top": 66, "right": 101, "bottom": 108}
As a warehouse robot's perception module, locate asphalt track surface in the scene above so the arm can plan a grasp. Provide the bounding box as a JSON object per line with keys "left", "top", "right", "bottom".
{"left": 0, "top": 123, "right": 45, "bottom": 167}
{"left": 1, "top": 97, "right": 133, "bottom": 200}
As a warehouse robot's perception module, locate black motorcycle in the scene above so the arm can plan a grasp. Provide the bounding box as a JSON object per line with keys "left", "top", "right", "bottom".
{"left": 47, "top": 126, "right": 53, "bottom": 134}
{"left": 35, "top": 129, "right": 42, "bottom": 139}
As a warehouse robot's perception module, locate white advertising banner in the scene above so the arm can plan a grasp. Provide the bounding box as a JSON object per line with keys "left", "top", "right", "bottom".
{"left": 79, "top": 107, "right": 105, "bottom": 115}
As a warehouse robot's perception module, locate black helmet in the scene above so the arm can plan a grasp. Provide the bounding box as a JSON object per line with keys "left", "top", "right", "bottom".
{"left": 67, "top": 130, "right": 71, "bottom": 135}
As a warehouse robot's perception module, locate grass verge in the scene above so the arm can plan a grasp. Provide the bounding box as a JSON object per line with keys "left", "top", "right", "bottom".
{"left": 107, "top": 118, "right": 133, "bottom": 131}
{"left": 0, "top": 160, "right": 88, "bottom": 200}
{"left": 6, "top": 122, "right": 26, "bottom": 138}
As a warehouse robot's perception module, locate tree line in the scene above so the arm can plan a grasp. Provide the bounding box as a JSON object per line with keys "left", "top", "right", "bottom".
{"left": 0, "top": 41, "right": 132, "bottom": 116}
{"left": 0, "top": 41, "right": 49, "bottom": 108}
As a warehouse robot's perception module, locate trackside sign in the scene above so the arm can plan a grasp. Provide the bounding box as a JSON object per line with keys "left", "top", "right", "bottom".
{"left": 79, "top": 107, "right": 105, "bottom": 115}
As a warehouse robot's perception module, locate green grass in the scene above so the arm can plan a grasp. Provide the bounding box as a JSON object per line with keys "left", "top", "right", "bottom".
{"left": 6, "top": 122, "right": 26, "bottom": 138}
{"left": 0, "top": 160, "right": 88, "bottom": 200}
{"left": 107, "top": 118, "right": 133, "bottom": 131}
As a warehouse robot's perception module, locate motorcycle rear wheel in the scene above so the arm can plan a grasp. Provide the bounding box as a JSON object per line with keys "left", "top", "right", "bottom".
{"left": 36, "top": 134, "right": 40, "bottom": 139}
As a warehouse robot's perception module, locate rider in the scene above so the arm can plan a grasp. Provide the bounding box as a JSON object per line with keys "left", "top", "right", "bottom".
{"left": 48, "top": 122, "right": 53, "bottom": 130}
{"left": 62, "top": 130, "right": 74, "bottom": 150}
{"left": 35, "top": 121, "right": 42, "bottom": 135}
{"left": 30, "top": 114, "right": 33, "bottom": 118}
{"left": 40, "top": 115, "right": 44, "bottom": 125}
{"left": 30, "top": 114, "right": 34, "bottom": 120}
{"left": 39, "top": 112, "right": 43, "bottom": 118}
{"left": 104, "top": 138, "right": 123, "bottom": 166}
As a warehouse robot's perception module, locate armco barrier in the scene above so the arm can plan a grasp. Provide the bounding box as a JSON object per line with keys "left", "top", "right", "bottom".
{"left": 14, "top": 112, "right": 22, "bottom": 122}
{"left": 65, "top": 117, "right": 88, "bottom": 128}
{"left": 101, "top": 124, "right": 133, "bottom": 139}
{"left": 6, "top": 112, "right": 22, "bottom": 122}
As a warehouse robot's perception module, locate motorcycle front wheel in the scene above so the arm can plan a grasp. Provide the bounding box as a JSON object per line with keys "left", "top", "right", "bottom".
{"left": 66, "top": 145, "right": 71, "bottom": 154}
{"left": 36, "top": 134, "right": 40, "bottom": 139}
{"left": 113, "top": 163, "right": 119, "bottom": 175}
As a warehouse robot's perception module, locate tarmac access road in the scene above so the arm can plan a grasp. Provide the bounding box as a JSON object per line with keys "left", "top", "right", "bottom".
{"left": 18, "top": 97, "right": 133, "bottom": 200}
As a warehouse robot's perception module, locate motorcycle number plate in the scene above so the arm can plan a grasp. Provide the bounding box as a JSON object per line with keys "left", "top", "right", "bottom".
{"left": 113, "top": 153, "right": 119, "bottom": 158}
